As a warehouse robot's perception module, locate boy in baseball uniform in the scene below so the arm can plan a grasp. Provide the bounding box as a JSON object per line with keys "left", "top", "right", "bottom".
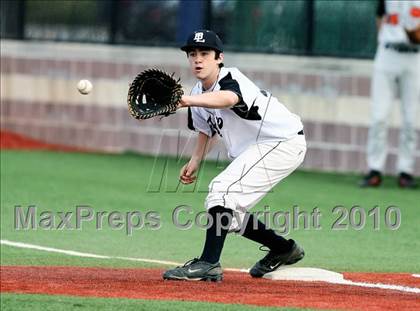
{"left": 163, "top": 30, "right": 306, "bottom": 281}
{"left": 361, "top": 0, "right": 419, "bottom": 188}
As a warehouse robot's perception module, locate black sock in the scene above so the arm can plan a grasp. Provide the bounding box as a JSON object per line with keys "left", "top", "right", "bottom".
{"left": 199, "top": 206, "right": 233, "bottom": 264}
{"left": 240, "top": 213, "right": 292, "bottom": 253}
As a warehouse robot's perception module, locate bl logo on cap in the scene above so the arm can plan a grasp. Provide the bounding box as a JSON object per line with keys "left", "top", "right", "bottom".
{"left": 193, "top": 32, "right": 205, "bottom": 43}
{"left": 180, "top": 29, "right": 223, "bottom": 52}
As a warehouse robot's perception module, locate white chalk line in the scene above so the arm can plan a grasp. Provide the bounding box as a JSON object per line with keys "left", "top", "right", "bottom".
{"left": 0, "top": 239, "right": 182, "bottom": 266}
{"left": 335, "top": 279, "right": 419, "bottom": 294}
{"left": 1, "top": 239, "right": 419, "bottom": 294}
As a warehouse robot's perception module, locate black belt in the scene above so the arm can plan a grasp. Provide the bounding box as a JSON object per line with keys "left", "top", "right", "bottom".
{"left": 384, "top": 43, "right": 419, "bottom": 53}
{"left": 298, "top": 130, "right": 304, "bottom": 135}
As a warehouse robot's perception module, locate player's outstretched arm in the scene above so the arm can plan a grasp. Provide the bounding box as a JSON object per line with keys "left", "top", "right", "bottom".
{"left": 178, "top": 91, "right": 239, "bottom": 109}
{"left": 179, "top": 132, "right": 217, "bottom": 184}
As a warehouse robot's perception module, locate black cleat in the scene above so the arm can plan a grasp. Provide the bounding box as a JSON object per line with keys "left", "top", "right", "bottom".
{"left": 250, "top": 240, "right": 305, "bottom": 278}
{"left": 398, "top": 172, "right": 418, "bottom": 189}
{"left": 163, "top": 258, "right": 223, "bottom": 282}
{"left": 359, "top": 170, "right": 382, "bottom": 187}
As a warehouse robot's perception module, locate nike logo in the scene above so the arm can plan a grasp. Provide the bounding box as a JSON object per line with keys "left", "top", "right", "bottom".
{"left": 187, "top": 268, "right": 202, "bottom": 273}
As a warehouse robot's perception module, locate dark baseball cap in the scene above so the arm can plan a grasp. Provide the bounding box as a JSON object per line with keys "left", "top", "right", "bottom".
{"left": 180, "top": 30, "right": 224, "bottom": 53}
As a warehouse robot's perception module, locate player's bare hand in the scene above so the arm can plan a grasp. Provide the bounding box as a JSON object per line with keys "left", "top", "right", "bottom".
{"left": 179, "top": 159, "right": 199, "bottom": 184}
{"left": 177, "top": 95, "right": 190, "bottom": 109}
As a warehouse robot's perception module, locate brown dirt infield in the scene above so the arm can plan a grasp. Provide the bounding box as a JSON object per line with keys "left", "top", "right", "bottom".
{"left": 0, "top": 130, "right": 88, "bottom": 152}
{"left": 1, "top": 266, "right": 419, "bottom": 310}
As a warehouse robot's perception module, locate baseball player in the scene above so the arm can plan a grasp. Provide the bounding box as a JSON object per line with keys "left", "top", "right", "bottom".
{"left": 361, "top": 0, "right": 419, "bottom": 188}
{"left": 163, "top": 30, "right": 306, "bottom": 281}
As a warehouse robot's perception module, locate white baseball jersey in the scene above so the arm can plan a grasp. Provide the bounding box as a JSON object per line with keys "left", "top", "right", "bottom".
{"left": 188, "top": 67, "right": 303, "bottom": 158}
{"left": 378, "top": 0, "right": 420, "bottom": 44}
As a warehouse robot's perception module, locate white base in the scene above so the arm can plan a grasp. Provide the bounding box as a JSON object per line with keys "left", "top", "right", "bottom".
{"left": 263, "top": 267, "right": 345, "bottom": 283}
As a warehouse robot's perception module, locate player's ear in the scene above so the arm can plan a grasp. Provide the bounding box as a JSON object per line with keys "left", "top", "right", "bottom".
{"left": 217, "top": 52, "right": 224, "bottom": 64}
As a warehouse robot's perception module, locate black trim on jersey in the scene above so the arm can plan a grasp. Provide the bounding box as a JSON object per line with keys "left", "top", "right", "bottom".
{"left": 219, "top": 72, "right": 242, "bottom": 97}
{"left": 187, "top": 107, "right": 195, "bottom": 131}
{"left": 219, "top": 72, "right": 262, "bottom": 121}
{"left": 377, "top": 0, "right": 385, "bottom": 17}
{"left": 232, "top": 98, "right": 262, "bottom": 121}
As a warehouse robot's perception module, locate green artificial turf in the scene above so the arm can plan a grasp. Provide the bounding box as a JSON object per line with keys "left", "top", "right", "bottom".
{"left": 0, "top": 294, "right": 309, "bottom": 311}
{"left": 1, "top": 150, "right": 419, "bottom": 272}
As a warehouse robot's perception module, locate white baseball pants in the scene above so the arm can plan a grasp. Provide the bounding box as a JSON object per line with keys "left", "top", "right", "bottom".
{"left": 205, "top": 134, "right": 306, "bottom": 232}
{"left": 367, "top": 45, "right": 420, "bottom": 174}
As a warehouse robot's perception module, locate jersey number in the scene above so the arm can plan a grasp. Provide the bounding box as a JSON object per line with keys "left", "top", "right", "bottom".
{"left": 207, "top": 116, "right": 223, "bottom": 137}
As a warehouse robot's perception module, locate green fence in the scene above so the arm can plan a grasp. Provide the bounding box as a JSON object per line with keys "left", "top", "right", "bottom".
{"left": 1, "top": 0, "right": 379, "bottom": 59}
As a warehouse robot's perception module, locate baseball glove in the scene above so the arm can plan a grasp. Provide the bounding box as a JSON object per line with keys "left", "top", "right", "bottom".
{"left": 127, "top": 69, "right": 183, "bottom": 120}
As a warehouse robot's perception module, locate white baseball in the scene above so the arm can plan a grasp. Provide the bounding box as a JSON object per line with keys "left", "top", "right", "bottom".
{"left": 77, "top": 79, "right": 93, "bottom": 95}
